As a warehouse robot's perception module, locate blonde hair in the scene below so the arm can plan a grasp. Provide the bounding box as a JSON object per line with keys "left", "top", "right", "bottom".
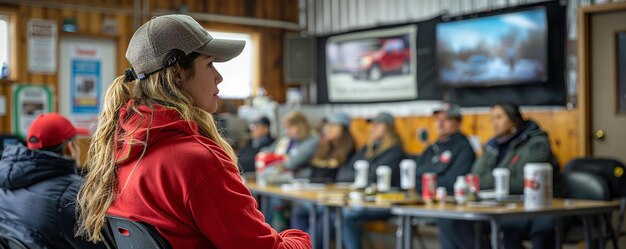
{"left": 365, "top": 123, "right": 401, "bottom": 159}
{"left": 283, "top": 111, "right": 311, "bottom": 139}
{"left": 76, "top": 60, "right": 237, "bottom": 242}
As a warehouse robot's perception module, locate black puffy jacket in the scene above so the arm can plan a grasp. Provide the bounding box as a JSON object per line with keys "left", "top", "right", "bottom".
{"left": 0, "top": 144, "right": 104, "bottom": 249}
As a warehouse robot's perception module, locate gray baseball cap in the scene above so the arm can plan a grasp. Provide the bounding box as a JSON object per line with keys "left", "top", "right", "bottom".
{"left": 327, "top": 112, "right": 351, "bottom": 127}
{"left": 367, "top": 112, "right": 395, "bottom": 126}
{"left": 126, "top": 14, "right": 245, "bottom": 79}
{"left": 433, "top": 102, "right": 462, "bottom": 120}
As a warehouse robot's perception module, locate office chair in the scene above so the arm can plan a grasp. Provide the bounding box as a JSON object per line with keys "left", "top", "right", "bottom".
{"left": 562, "top": 158, "right": 626, "bottom": 249}
{"left": 560, "top": 171, "right": 612, "bottom": 248}
{"left": 0, "top": 233, "right": 29, "bottom": 249}
{"left": 103, "top": 215, "right": 172, "bottom": 249}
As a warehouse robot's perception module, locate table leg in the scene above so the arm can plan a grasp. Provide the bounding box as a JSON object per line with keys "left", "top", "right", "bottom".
{"left": 582, "top": 216, "right": 591, "bottom": 249}
{"left": 310, "top": 204, "right": 317, "bottom": 248}
{"left": 402, "top": 216, "right": 413, "bottom": 249}
{"left": 490, "top": 219, "right": 501, "bottom": 249}
{"left": 474, "top": 221, "right": 482, "bottom": 249}
{"left": 335, "top": 207, "right": 343, "bottom": 249}
{"left": 261, "top": 195, "right": 270, "bottom": 222}
{"left": 555, "top": 217, "right": 563, "bottom": 249}
{"left": 323, "top": 206, "right": 330, "bottom": 249}
{"left": 599, "top": 215, "right": 607, "bottom": 249}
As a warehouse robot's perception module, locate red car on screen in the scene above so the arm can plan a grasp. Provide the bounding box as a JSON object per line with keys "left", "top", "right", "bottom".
{"left": 348, "top": 38, "right": 411, "bottom": 81}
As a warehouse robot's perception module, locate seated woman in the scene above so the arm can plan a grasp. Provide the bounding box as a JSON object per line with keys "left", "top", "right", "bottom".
{"left": 309, "top": 112, "right": 356, "bottom": 183}
{"left": 290, "top": 112, "right": 355, "bottom": 247}
{"left": 438, "top": 102, "right": 565, "bottom": 249}
{"left": 263, "top": 111, "right": 320, "bottom": 230}
{"left": 264, "top": 111, "right": 320, "bottom": 178}
{"left": 342, "top": 112, "right": 406, "bottom": 249}
{"left": 76, "top": 14, "right": 310, "bottom": 249}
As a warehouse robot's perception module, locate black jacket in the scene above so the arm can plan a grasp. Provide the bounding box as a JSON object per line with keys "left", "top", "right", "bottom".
{"left": 472, "top": 121, "right": 567, "bottom": 197}
{"left": 237, "top": 135, "right": 275, "bottom": 173}
{"left": 0, "top": 144, "right": 104, "bottom": 249}
{"left": 338, "top": 143, "right": 406, "bottom": 187}
{"left": 414, "top": 132, "right": 476, "bottom": 194}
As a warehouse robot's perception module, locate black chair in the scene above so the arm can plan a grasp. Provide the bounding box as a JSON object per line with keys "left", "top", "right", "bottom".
{"left": 562, "top": 158, "right": 626, "bottom": 249}
{"left": 103, "top": 216, "right": 172, "bottom": 249}
{"left": 0, "top": 234, "right": 29, "bottom": 249}
{"left": 560, "top": 171, "right": 613, "bottom": 248}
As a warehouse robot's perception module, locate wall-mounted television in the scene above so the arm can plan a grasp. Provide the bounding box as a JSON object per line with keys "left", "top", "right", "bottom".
{"left": 437, "top": 7, "right": 548, "bottom": 87}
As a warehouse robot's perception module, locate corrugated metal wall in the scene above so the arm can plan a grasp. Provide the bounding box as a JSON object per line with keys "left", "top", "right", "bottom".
{"left": 302, "top": 0, "right": 624, "bottom": 39}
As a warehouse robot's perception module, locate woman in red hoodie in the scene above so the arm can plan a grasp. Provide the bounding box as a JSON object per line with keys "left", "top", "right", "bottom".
{"left": 76, "top": 14, "right": 311, "bottom": 249}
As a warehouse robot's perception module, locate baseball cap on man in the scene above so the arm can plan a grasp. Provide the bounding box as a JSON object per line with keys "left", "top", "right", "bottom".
{"left": 367, "top": 112, "right": 395, "bottom": 126}
{"left": 251, "top": 116, "right": 271, "bottom": 127}
{"left": 126, "top": 14, "right": 245, "bottom": 80}
{"left": 433, "top": 102, "right": 462, "bottom": 121}
{"left": 27, "top": 113, "right": 89, "bottom": 150}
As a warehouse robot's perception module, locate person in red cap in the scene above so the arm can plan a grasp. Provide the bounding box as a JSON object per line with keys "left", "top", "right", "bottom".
{"left": 0, "top": 113, "right": 103, "bottom": 249}
{"left": 76, "top": 14, "right": 310, "bottom": 249}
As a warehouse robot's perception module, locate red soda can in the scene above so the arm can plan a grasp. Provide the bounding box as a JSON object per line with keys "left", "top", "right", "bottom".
{"left": 465, "top": 174, "right": 480, "bottom": 192}
{"left": 421, "top": 173, "right": 438, "bottom": 202}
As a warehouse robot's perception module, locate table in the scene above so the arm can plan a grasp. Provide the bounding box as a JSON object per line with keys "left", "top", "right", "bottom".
{"left": 391, "top": 199, "right": 620, "bottom": 249}
{"left": 247, "top": 182, "right": 395, "bottom": 249}
{"left": 246, "top": 182, "right": 351, "bottom": 249}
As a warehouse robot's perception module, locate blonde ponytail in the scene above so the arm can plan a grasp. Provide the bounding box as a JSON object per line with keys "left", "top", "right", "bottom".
{"left": 76, "top": 76, "right": 133, "bottom": 241}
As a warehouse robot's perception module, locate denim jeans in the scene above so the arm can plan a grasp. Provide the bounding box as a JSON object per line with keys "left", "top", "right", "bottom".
{"left": 342, "top": 209, "right": 392, "bottom": 249}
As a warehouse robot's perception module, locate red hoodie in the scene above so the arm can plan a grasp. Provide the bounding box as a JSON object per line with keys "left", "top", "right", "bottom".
{"left": 107, "top": 101, "right": 311, "bottom": 249}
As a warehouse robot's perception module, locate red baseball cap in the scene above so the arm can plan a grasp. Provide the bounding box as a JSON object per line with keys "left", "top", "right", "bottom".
{"left": 27, "top": 113, "right": 90, "bottom": 150}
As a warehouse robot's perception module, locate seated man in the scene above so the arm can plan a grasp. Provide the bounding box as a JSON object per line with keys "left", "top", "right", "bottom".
{"left": 415, "top": 103, "right": 475, "bottom": 193}
{"left": 237, "top": 116, "right": 275, "bottom": 173}
{"left": 0, "top": 113, "right": 104, "bottom": 249}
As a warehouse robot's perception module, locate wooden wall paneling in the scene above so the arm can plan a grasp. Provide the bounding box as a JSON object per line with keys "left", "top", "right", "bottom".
{"left": 283, "top": 0, "right": 299, "bottom": 22}
{"left": 524, "top": 110, "right": 580, "bottom": 166}
{"left": 45, "top": 8, "right": 61, "bottom": 112}
{"left": 76, "top": 10, "right": 90, "bottom": 33}
{"left": 349, "top": 118, "right": 370, "bottom": 150}
{"left": 116, "top": 15, "right": 131, "bottom": 74}
{"left": 18, "top": 5, "right": 29, "bottom": 81}
{"left": 88, "top": 12, "right": 102, "bottom": 34}
{"left": 398, "top": 116, "right": 435, "bottom": 155}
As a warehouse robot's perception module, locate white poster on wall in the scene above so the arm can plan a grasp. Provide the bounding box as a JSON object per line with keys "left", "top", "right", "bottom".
{"left": 59, "top": 36, "right": 116, "bottom": 132}
{"left": 325, "top": 25, "right": 418, "bottom": 102}
{"left": 27, "top": 19, "right": 57, "bottom": 73}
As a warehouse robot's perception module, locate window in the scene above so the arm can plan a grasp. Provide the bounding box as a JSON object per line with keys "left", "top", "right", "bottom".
{"left": 0, "top": 15, "right": 10, "bottom": 78}
{"left": 207, "top": 30, "right": 255, "bottom": 99}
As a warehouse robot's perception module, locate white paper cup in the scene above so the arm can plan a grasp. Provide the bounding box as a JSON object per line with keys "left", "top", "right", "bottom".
{"left": 376, "top": 165, "right": 392, "bottom": 192}
{"left": 492, "top": 168, "right": 510, "bottom": 198}
{"left": 353, "top": 160, "right": 369, "bottom": 188}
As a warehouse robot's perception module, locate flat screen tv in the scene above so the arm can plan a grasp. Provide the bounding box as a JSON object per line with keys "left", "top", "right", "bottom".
{"left": 437, "top": 7, "right": 548, "bottom": 87}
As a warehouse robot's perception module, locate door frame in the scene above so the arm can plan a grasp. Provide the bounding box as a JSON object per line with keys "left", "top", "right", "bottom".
{"left": 578, "top": 1, "right": 626, "bottom": 156}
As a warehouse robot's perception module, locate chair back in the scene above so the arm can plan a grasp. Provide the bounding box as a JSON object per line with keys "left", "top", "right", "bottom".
{"left": 563, "top": 171, "right": 610, "bottom": 201}
{"left": 104, "top": 216, "right": 172, "bottom": 249}
{"left": 564, "top": 158, "right": 626, "bottom": 198}
{"left": 0, "top": 234, "right": 29, "bottom": 249}
{"left": 564, "top": 157, "right": 626, "bottom": 248}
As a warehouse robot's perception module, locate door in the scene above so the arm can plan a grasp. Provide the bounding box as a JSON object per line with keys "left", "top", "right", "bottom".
{"left": 590, "top": 10, "right": 626, "bottom": 163}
